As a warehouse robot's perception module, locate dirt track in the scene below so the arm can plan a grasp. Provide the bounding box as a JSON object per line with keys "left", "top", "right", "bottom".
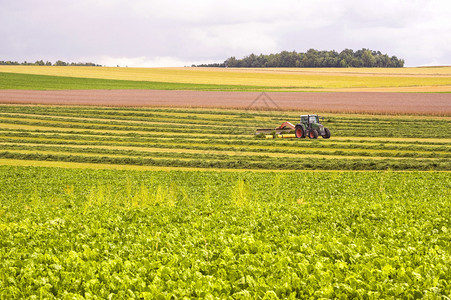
{"left": 0, "top": 90, "right": 450, "bottom": 115}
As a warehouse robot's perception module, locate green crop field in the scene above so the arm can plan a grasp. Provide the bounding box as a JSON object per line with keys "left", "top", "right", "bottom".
{"left": 0, "top": 104, "right": 450, "bottom": 298}
{"left": 0, "top": 167, "right": 450, "bottom": 298}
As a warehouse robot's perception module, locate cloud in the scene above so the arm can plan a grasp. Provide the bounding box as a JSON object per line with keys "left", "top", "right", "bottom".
{"left": 1, "top": 0, "right": 450, "bottom": 66}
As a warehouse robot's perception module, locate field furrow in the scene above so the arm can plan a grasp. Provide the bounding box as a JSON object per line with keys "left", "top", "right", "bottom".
{"left": 0, "top": 105, "right": 449, "bottom": 170}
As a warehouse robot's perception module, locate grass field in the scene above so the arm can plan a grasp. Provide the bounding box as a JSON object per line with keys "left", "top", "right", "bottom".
{"left": 0, "top": 105, "right": 450, "bottom": 171}
{"left": 1, "top": 66, "right": 450, "bottom": 92}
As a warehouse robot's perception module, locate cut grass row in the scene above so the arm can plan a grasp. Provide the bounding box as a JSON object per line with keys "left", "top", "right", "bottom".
{"left": 1, "top": 151, "right": 447, "bottom": 170}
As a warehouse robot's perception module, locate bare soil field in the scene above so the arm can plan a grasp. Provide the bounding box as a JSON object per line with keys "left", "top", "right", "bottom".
{"left": 0, "top": 89, "right": 450, "bottom": 115}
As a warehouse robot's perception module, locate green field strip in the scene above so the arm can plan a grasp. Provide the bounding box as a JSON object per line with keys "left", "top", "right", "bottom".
{"left": 0, "top": 72, "right": 281, "bottom": 91}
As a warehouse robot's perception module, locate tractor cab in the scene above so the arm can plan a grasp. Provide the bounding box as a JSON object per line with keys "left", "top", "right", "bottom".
{"left": 301, "top": 115, "right": 320, "bottom": 125}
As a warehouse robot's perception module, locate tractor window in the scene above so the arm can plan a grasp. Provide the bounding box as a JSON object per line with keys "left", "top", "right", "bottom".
{"left": 309, "top": 116, "right": 318, "bottom": 124}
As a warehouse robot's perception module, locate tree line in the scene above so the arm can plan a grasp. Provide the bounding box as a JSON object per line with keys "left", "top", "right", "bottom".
{"left": 0, "top": 60, "right": 102, "bottom": 66}
{"left": 194, "top": 49, "right": 405, "bottom": 68}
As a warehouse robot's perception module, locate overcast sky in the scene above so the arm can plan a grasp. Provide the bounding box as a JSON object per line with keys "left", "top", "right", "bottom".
{"left": 1, "top": 0, "right": 450, "bottom": 67}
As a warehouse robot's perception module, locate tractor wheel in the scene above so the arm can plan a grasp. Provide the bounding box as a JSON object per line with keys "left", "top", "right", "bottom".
{"left": 323, "top": 128, "right": 331, "bottom": 139}
{"left": 309, "top": 129, "right": 318, "bottom": 139}
{"left": 295, "top": 125, "right": 305, "bottom": 138}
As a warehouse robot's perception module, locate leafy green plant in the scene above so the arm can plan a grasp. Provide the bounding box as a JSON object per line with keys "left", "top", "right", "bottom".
{"left": 1, "top": 166, "right": 450, "bottom": 298}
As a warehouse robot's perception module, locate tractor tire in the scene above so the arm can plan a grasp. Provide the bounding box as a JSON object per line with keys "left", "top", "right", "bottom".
{"left": 295, "top": 125, "right": 305, "bottom": 138}
{"left": 323, "top": 128, "right": 331, "bottom": 139}
{"left": 309, "top": 129, "right": 318, "bottom": 139}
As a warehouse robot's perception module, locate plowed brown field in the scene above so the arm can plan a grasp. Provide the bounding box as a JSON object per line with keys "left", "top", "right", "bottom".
{"left": 0, "top": 89, "right": 450, "bottom": 115}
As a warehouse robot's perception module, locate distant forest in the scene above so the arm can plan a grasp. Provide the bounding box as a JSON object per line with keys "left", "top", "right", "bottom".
{"left": 194, "top": 49, "right": 405, "bottom": 68}
{"left": 0, "top": 60, "right": 102, "bottom": 66}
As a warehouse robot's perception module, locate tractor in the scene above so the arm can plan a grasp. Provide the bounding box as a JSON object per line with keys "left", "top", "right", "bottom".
{"left": 255, "top": 114, "right": 331, "bottom": 139}
{"left": 295, "top": 114, "right": 331, "bottom": 139}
